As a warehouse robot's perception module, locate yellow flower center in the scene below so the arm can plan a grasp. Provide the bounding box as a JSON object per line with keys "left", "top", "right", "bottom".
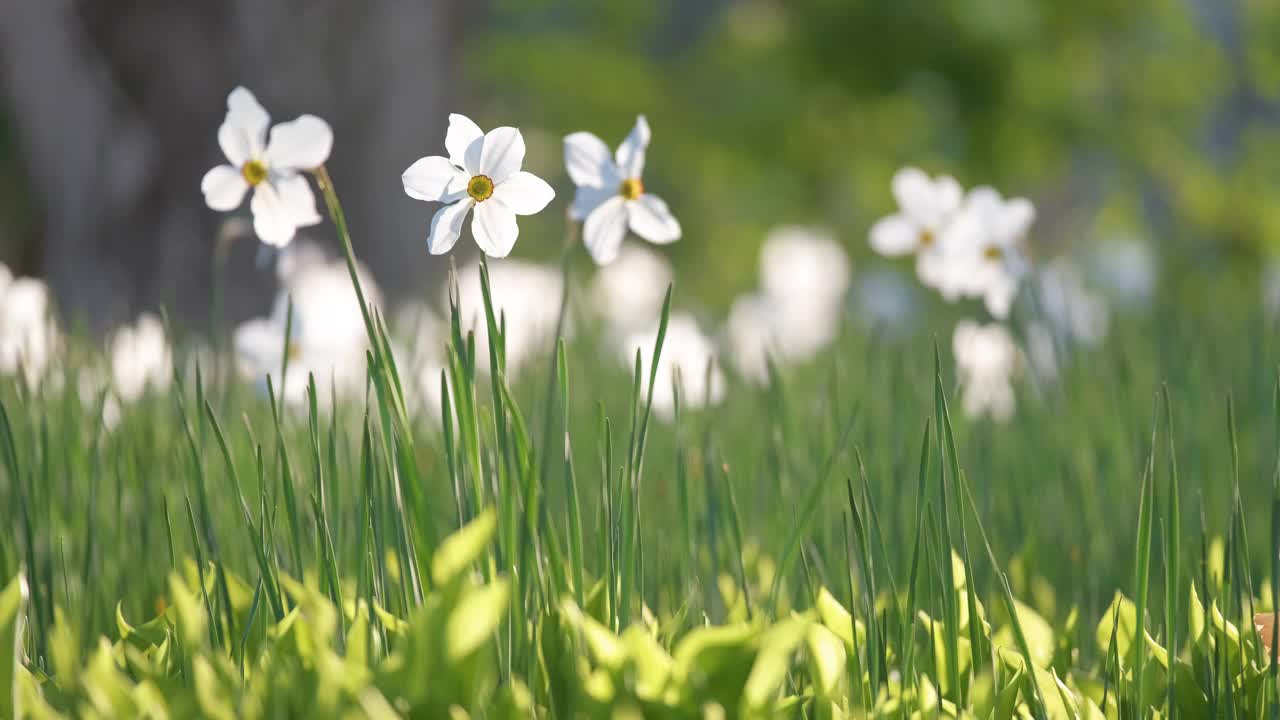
{"left": 919, "top": 229, "right": 935, "bottom": 247}
{"left": 467, "top": 175, "right": 495, "bottom": 202}
{"left": 984, "top": 245, "right": 1002, "bottom": 261}
{"left": 241, "top": 159, "right": 268, "bottom": 186}
{"left": 619, "top": 177, "right": 644, "bottom": 201}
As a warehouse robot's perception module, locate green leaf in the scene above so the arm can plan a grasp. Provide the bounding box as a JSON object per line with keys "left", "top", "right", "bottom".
{"left": 814, "top": 587, "right": 866, "bottom": 652}
{"left": 0, "top": 574, "right": 27, "bottom": 718}
{"left": 743, "top": 614, "right": 811, "bottom": 713}
{"left": 446, "top": 578, "right": 509, "bottom": 661}
{"left": 805, "top": 622, "right": 847, "bottom": 699}
{"left": 622, "top": 625, "right": 675, "bottom": 700}
{"left": 432, "top": 509, "right": 497, "bottom": 588}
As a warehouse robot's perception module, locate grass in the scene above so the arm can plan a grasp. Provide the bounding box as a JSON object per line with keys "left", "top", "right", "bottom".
{"left": 3, "top": 179, "right": 1280, "bottom": 717}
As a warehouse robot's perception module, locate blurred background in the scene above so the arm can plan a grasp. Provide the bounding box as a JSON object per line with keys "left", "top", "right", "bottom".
{"left": 2, "top": 0, "right": 1280, "bottom": 332}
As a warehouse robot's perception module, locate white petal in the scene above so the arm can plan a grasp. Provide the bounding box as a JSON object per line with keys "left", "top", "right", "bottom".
{"left": 402, "top": 155, "right": 468, "bottom": 202}
{"left": 492, "top": 171, "right": 555, "bottom": 215}
{"left": 478, "top": 126, "right": 525, "bottom": 183}
{"left": 891, "top": 166, "right": 944, "bottom": 224}
{"left": 427, "top": 199, "right": 473, "bottom": 255}
{"left": 446, "top": 114, "right": 485, "bottom": 174}
{"left": 564, "top": 132, "right": 618, "bottom": 187}
{"left": 472, "top": 201, "right": 520, "bottom": 258}
{"left": 627, "top": 194, "right": 680, "bottom": 244}
{"left": 869, "top": 215, "right": 921, "bottom": 256}
{"left": 998, "top": 197, "right": 1036, "bottom": 241}
{"left": 583, "top": 196, "right": 629, "bottom": 265}
{"left": 571, "top": 186, "right": 617, "bottom": 221}
{"left": 983, "top": 274, "right": 1020, "bottom": 319}
{"left": 935, "top": 175, "right": 964, "bottom": 216}
{"left": 264, "top": 115, "right": 333, "bottom": 171}
{"left": 201, "top": 165, "right": 250, "bottom": 211}
{"left": 219, "top": 86, "right": 270, "bottom": 165}
{"left": 615, "top": 115, "right": 650, "bottom": 179}
{"left": 275, "top": 174, "right": 323, "bottom": 227}
{"left": 250, "top": 183, "right": 300, "bottom": 247}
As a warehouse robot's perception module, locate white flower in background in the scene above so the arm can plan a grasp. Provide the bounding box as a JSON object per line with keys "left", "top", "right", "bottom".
{"left": 234, "top": 252, "right": 381, "bottom": 407}
{"left": 725, "top": 290, "right": 846, "bottom": 384}
{"left": 402, "top": 114, "right": 555, "bottom": 258}
{"left": 447, "top": 260, "right": 565, "bottom": 377}
{"left": 201, "top": 87, "right": 332, "bottom": 247}
{"left": 759, "top": 226, "right": 850, "bottom": 307}
{"left": 940, "top": 187, "right": 1035, "bottom": 319}
{"left": 1090, "top": 238, "right": 1157, "bottom": 311}
{"left": 591, "top": 244, "right": 674, "bottom": 335}
{"left": 392, "top": 302, "right": 453, "bottom": 424}
{"left": 0, "top": 266, "right": 56, "bottom": 386}
{"left": 953, "top": 320, "right": 1022, "bottom": 422}
{"left": 724, "top": 226, "right": 850, "bottom": 383}
{"left": 724, "top": 293, "right": 783, "bottom": 383}
{"left": 110, "top": 313, "right": 173, "bottom": 402}
{"left": 869, "top": 167, "right": 964, "bottom": 290}
{"left": 564, "top": 116, "right": 681, "bottom": 264}
{"left": 1034, "top": 260, "right": 1109, "bottom": 347}
{"left": 622, "top": 313, "right": 724, "bottom": 422}
{"left": 76, "top": 371, "right": 123, "bottom": 431}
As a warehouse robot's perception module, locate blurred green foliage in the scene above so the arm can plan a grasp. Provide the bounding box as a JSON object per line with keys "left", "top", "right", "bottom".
{"left": 475, "top": 0, "right": 1280, "bottom": 310}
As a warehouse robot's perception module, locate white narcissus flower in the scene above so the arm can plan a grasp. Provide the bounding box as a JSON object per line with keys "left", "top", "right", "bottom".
{"left": 869, "top": 167, "right": 964, "bottom": 290}
{"left": 0, "top": 268, "right": 56, "bottom": 386}
{"left": 234, "top": 252, "right": 382, "bottom": 407}
{"left": 623, "top": 313, "right": 724, "bottom": 422}
{"left": 723, "top": 226, "right": 850, "bottom": 384}
{"left": 952, "top": 320, "right": 1022, "bottom": 422}
{"left": 110, "top": 313, "right": 173, "bottom": 402}
{"left": 201, "top": 87, "right": 333, "bottom": 247}
{"left": 940, "top": 187, "right": 1035, "bottom": 319}
{"left": 759, "top": 226, "right": 850, "bottom": 307}
{"left": 402, "top": 114, "right": 555, "bottom": 258}
{"left": 564, "top": 116, "right": 681, "bottom": 265}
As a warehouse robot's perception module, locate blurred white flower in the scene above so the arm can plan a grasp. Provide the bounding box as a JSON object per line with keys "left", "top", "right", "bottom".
{"left": 75, "top": 370, "right": 123, "bottom": 431}
{"left": 623, "top": 313, "right": 724, "bottom": 422}
{"left": 110, "top": 313, "right": 173, "bottom": 402}
{"left": 201, "top": 87, "right": 332, "bottom": 247}
{"left": 723, "top": 226, "right": 850, "bottom": 383}
{"left": 234, "top": 253, "right": 380, "bottom": 406}
{"left": 591, "top": 244, "right": 674, "bottom": 335}
{"left": 403, "top": 114, "right": 555, "bottom": 258}
{"left": 939, "top": 187, "right": 1035, "bottom": 318}
{"left": 564, "top": 116, "right": 681, "bottom": 264}
{"left": 1090, "top": 238, "right": 1157, "bottom": 311}
{"left": 759, "top": 226, "right": 850, "bottom": 307}
{"left": 392, "top": 302, "right": 453, "bottom": 424}
{"left": 1034, "top": 260, "right": 1109, "bottom": 347}
{"left": 953, "top": 320, "right": 1021, "bottom": 422}
{"left": 447, "top": 260, "right": 565, "bottom": 377}
{"left": 725, "top": 291, "right": 845, "bottom": 384}
{"left": 0, "top": 268, "right": 56, "bottom": 386}
{"left": 869, "top": 167, "right": 963, "bottom": 289}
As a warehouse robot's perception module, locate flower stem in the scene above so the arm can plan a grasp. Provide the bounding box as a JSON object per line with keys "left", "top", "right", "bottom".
{"left": 313, "top": 165, "right": 379, "bottom": 353}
